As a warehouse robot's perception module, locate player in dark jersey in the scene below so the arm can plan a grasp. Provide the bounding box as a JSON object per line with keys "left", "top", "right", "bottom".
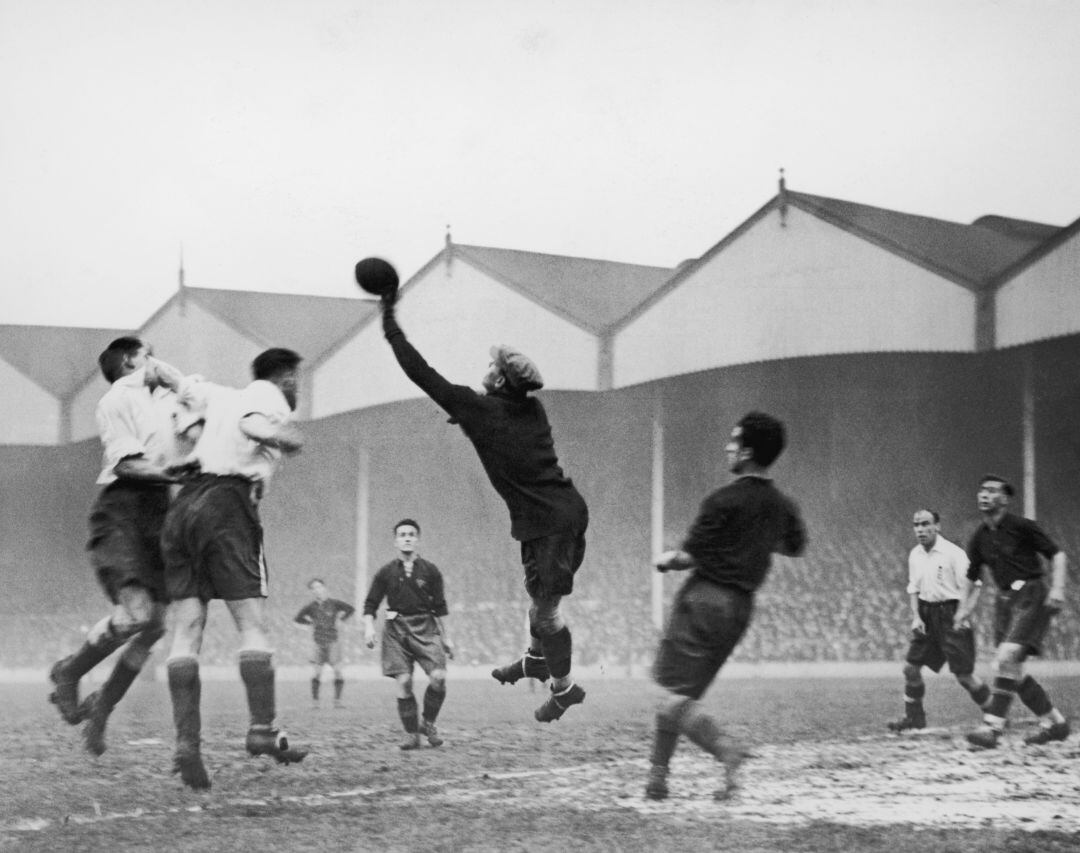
{"left": 646, "top": 412, "right": 806, "bottom": 801}
{"left": 363, "top": 519, "right": 453, "bottom": 749}
{"left": 961, "top": 474, "right": 1070, "bottom": 748}
{"left": 379, "top": 293, "right": 589, "bottom": 723}
{"left": 295, "top": 579, "right": 355, "bottom": 708}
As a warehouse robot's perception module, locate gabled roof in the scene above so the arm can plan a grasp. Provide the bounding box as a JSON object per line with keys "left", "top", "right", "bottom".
{"left": 452, "top": 244, "right": 674, "bottom": 334}
{"left": 788, "top": 192, "right": 1059, "bottom": 289}
{"left": 146, "top": 287, "right": 378, "bottom": 363}
{"left": 987, "top": 213, "right": 1080, "bottom": 287}
{"left": 0, "top": 324, "right": 129, "bottom": 398}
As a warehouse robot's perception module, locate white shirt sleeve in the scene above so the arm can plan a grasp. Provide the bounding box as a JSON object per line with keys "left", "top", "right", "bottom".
{"left": 905, "top": 549, "right": 920, "bottom": 596}
{"left": 238, "top": 379, "right": 291, "bottom": 426}
{"left": 95, "top": 391, "right": 145, "bottom": 471}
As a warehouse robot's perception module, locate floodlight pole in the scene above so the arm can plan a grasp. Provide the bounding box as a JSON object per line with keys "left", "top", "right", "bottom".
{"left": 650, "top": 405, "right": 665, "bottom": 630}
{"left": 355, "top": 447, "right": 370, "bottom": 615}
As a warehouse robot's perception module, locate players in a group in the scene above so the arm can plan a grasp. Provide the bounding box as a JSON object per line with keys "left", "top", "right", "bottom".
{"left": 160, "top": 347, "right": 309, "bottom": 790}
{"left": 647, "top": 412, "right": 806, "bottom": 801}
{"left": 887, "top": 509, "right": 991, "bottom": 732}
{"left": 961, "top": 474, "right": 1071, "bottom": 748}
{"left": 377, "top": 288, "right": 590, "bottom": 723}
{"left": 363, "top": 519, "right": 453, "bottom": 749}
{"left": 48, "top": 337, "right": 187, "bottom": 757}
{"left": 295, "top": 579, "right": 355, "bottom": 709}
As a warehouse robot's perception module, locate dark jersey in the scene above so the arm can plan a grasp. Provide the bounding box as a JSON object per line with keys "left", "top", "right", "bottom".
{"left": 363, "top": 557, "right": 449, "bottom": 618}
{"left": 966, "top": 512, "right": 1059, "bottom": 590}
{"left": 295, "top": 598, "right": 355, "bottom": 646}
{"left": 682, "top": 475, "right": 806, "bottom": 593}
{"left": 384, "top": 315, "right": 588, "bottom": 542}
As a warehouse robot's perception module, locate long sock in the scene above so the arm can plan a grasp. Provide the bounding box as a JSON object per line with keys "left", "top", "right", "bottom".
{"left": 100, "top": 659, "right": 141, "bottom": 709}
{"left": 311, "top": 677, "right": 320, "bottom": 700}
{"left": 1016, "top": 675, "right": 1053, "bottom": 716}
{"left": 984, "top": 676, "right": 1017, "bottom": 728}
{"left": 65, "top": 624, "right": 124, "bottom": 679}
{"left": 678, "top": 702, "right": 727, "bottom": 758}
{"left": 397, "top": 696, "right": 419, "bottom": 734}
{"left": 966, "top": 681, "right": 991, "bottom": 708}
{"left": 903, "top": 680, "right": 926, "bottom": 718}
{"left": 239, "top": 650, "right": 275, "bottom": 729}
{"left": 334, "top": 678, "right": 344, "bottom": 701}
{"left": 540, "top": 626, "right": 573, "bottom": 680}
{"left": 527, "top": 631, "right": 543, "bottom": 658}
{"left": 167, "top": 657, "right": 202, "bottom": 751}
{"left": 422, "top": 684, "right": 446, "bottom": 723}
{"left": 651, "top": 722, "right": 680, "bottom": 768}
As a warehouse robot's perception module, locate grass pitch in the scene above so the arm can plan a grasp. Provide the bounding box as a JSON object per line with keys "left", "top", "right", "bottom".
{"left": 2, "top": 672, "right": 1079, "bottom": 852}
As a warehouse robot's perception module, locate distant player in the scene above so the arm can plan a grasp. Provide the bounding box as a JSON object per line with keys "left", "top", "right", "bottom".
{"left": 887, "top": 509, "right": 990, "bottom": 732}
{"left": 962, "top": 474, "right": 1071, "bottom": 748}
{"left": 363, "top": 519, "right": 453, "bottom": 749}
{"left": 48, "top": 337, "right": 187, "bottom": 757}
{"left": 161, "top": 348, "right": 309, "bottom": 790}
{"left": 378, "top": 290, "right": 589, "bottom": 723}
{"left": 647, "top": 412, "right": 806, "bottom": 801}
{"left": 295, "top": 579, "right": 355, "bottom": 708}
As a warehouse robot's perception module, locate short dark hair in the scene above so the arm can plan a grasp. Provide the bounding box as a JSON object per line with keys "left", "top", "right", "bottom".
{"left": 308, "top": 578, "right": 324, "bottom": 588}
{"left": 979, "top": 473, "right": 1014, "bottom": 496}
{"left": 394, "top": 518, "right": 421, "bottom": 535}
{"left": 252, "top": 348, "right": 302, "bottom": 381}
{"left": 98, "top": 336, "right": 144, "bottom": 383}
{"left": 737, "top": 411, "right": 786, "bottom": 468}
{"left": 913, "top": 509, "right": 940, "bottom": 523}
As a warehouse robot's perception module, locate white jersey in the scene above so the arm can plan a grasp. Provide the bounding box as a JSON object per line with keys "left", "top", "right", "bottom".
{"left": 94, "top": 367, "right": 182, "bottom": 486}
{"left": 179, "top": 378, "right": 292, "bottom": 485}
{"left": 907, "top": 535, "right": 970, "bottom": 603}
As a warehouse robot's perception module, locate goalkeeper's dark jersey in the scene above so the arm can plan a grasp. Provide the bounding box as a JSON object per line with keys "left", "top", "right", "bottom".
{"left": 295, "top": 599, "right": 355, "bottom": 646}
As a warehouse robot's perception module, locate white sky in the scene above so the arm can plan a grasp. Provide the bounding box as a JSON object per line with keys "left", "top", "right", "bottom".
{"left": 2, "top": 0, "right": 1078, "bottom": 328}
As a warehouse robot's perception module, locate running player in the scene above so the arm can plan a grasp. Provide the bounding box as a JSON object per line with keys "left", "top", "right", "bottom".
{"left": 647, "top": 412, "right": 806, "bottom": 801}
{"left": 295, "top": 579, "right": 355, "bottom": 708}
{"left": 887, "top": 509, "right": 990, "bottom": 732}
{"left": 378, "top": 290, "right": 589, "bottom": 723}
{"left": 962, "top": 474, "right": 1071, "bottom": 748}
{"left": 160, "top": 347, "right": 309, "bottom": 790}
{"left": 363, "top": 519, "right": 453, "bottom": 749}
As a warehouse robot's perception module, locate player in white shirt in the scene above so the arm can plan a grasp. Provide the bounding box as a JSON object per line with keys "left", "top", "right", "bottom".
{"left": 887, "top": 509, "right": 991, "bottom": 732}
{"left": 160, "top": 348, "right": 307, "bottom": 790}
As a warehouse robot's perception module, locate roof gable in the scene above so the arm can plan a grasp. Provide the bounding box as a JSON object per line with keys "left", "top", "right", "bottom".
{"left": 453, "top": 245, "right": 673, "bottom": 334}
{"left": 0, "top": 325, "right": 129, "bottom": 398}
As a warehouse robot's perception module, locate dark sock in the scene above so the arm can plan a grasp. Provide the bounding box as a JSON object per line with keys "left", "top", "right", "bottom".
{"left": 902, "top": 680, "right": 926, "bottom": 718}
{"left": 1016, "top": 675, "right": 1053, "bottom": 716}
{"left": 100, "top": 659, "right": 141, "bottom": 709}
{"left": 66, "top": 631, "right": 122, "bottom": 679}
{"left": 311, "top": 677, "right": 320, "bottom": 700}
{"left": 167, "top": 658, "right": 202, "bottom": 751}
{"left": 334, "top": 678, "right": 344, "bottom": 701}
{"left": 397, "top": 696, "right": 419, "bottom": 734}
{"left": 422, "top": 684, "right": 446, "bottom": 723}
{"left": 527, "top": 631, "right": 543, "bottom": 658}
{"left": 239, "top": 650, "right": 275, "bottom": 728}
{"left": 986, "top": 676, "right": 1017, "bottom": 723}
{"left": 540, "top": 627, "right": 573, "bottom": 680}
{"left": 968, "top": 682, "right": 991, "bottom": 708}
{"left": 679, "top": 705, "right": 726, "bottom": 758}
{"left": 651, "top": 722, "right": 680, "bottom": 767}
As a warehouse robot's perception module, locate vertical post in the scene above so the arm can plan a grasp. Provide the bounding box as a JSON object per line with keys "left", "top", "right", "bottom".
{"left": 354, "top": 447, "right": 370, "bottom": 614}
{"left": 650, "top": 403, "right": 665, "bottom": 630}
{"left": 1021, "top": 349, "right": 1036, "bottom": 519}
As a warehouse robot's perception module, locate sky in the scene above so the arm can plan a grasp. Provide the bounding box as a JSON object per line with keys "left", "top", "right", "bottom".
{"left": 1, "top": 0, "right": 1079, "bottom": 329}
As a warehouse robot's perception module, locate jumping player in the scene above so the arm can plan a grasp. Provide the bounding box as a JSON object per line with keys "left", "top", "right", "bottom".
{"left": 363, "top": 519, "right": 453, "bottom": 749}
{"left": 962, "top": 474, "right": 1071, "bottom": 748}
{"left": 295, "top": 579, "right": 355, "bottom": 708}
{"left": 378, "top": 290, "right": 589, "bottom": 723}
{"left": 160, "top": 348, "right": 309, "bottom": 790}
{"left": 647, "top": 412, "right": 806, "bottom": 801}
{"left": 887, "top": 509, "right": 990, "bottom": 732}
{"left": 48, "top": 338, "right": 187, "bottom": 757}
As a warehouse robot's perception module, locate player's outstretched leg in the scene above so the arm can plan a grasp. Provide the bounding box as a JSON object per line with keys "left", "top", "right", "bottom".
{"left": 240, "top": 650, "right": 308, "bottom": 764}
{"left": 168, "top": 656, "right": 210, "bottom": 790}
{"left": 492, "top": 634, "right": 550, "bottom": 685}
{"left": 887, "top": 665, "right": 927, "bottom": 732}
{"left": 48, "top": 616, "right": 128, "bottom": 725}
{"left": 658, "top": 697, "right": 748, "bottom": 800}
{"left": 645, "top": 709, "right": 680, "bottom": 800}
{"left": 534, "top": 627, "right": 584, "bottom": 722}
{"left": 1016, "top": 675, "right": 1071, "bottom": 744}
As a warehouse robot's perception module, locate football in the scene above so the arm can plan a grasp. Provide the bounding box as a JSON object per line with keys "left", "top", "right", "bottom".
{"left": 354, "top": 257, "right": 399, "bottom": 297}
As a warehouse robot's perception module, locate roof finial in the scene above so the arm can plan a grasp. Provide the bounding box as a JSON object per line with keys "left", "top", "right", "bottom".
{"left": 445, "top": 224, "right": 454, "bottom": 275}
{"left": 445, "top": 224, "right": 452, "bottom": 248}
{"left": 778, "top": 167, "right": 788, "bottom": 228}
{"left": 178, "top": 243, "right": 186, "bottom": 291}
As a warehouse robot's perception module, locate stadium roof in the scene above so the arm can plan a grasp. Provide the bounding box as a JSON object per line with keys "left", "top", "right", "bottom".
{"left": 987, "top": 212, "right": 1080, "bottom": 287}
{"left": 0, "top": 324, "right": 129, "bottom": 398}
{"left": 145, "top": 286, "right": 378, "bottom": 362}
{"left": 450, "top": 243, "right": 674, "bottom": 334}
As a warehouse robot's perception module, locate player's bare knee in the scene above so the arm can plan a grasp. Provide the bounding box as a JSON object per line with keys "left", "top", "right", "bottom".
{"left": 428, "top": 670, "right": 447, "bottom": 691}
{"left": 656, "top": 694, "right": 692, "bottom": 729}
{"left": 395, "top": 675, "right": 414, "bottom": 699}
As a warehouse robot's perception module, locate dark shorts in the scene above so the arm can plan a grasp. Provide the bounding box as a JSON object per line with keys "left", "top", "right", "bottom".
{"left": 381, "top": 614, "right": 447, "bottom": 678}
{"left": 905, "top": 599, "right": 976, "bottom": 675}
{"left": 313, "top": 641, "right": 342, "bottom": 667}
{"left": 652, "top": 576, "right": 754, "bottom": 700}
{"left": 993, "top": 578, "right": 1055, "bottom": 657}
{"left": 161, "top": 475, "right": 268, "bottom": 602}
{"left": 87, "top": 481, "right": 170, "bottom": 604}
{"left": 521, "top": 527, "right": 587, "bottom": 599}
